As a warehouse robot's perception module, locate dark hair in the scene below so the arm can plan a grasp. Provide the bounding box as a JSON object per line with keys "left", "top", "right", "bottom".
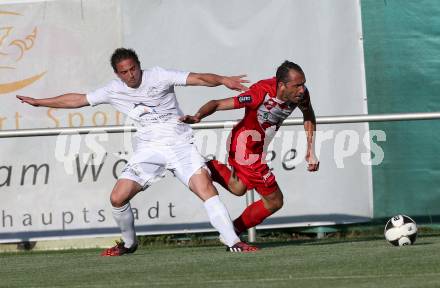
{"left": 110, "top": 48, "right": 140, "bottom": 72}
{"left": 276, "top": 60, "right": 304, "bottom": 85}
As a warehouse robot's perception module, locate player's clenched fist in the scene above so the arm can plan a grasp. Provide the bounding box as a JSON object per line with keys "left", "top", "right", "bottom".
{"left": 180, "top": 113, "right": 202, "bottom": 124}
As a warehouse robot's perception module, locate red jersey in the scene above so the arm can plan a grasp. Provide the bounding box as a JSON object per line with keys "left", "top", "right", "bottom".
{"left": 229, "top": 78, "right": 300, "bottom": 164}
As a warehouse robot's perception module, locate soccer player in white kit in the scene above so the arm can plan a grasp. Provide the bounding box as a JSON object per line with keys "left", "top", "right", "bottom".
{"left": 17, "top": 48, "right": 259, "bottom": 255}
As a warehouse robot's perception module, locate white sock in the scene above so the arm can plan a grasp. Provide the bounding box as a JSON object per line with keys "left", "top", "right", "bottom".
{"left": 112, "top": 202, "right": 136, "bottom": 248}
{"left": 203, "top": 195, "right": 240, "bottom": 247}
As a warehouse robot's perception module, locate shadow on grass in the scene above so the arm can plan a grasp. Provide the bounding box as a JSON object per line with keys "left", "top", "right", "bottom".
{"left": 410, "top": 242, "right": 434, "bottom": 246}
{"left": 256, "top": 235, "right": 436, "bottom": 249}
{"left": 256, "top": 235, "right": 385, "bottom": 249}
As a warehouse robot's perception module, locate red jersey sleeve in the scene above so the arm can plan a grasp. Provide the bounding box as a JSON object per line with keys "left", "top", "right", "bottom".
{"left": 233, "top": 84, "right": 266, "bottom": 110}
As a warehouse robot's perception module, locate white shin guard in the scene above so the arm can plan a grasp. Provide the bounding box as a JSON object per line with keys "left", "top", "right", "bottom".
{"left": 112, "top": 202, "right": 136, "bottom": 248}
{"left": 203, "top": 195, "right": 240, "bottom": 247}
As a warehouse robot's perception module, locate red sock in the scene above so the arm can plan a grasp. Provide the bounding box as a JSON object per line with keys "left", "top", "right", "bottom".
{"left": 207, "top": 159, "right": 231, "bottom": 191}
{"left": 233, "top": 200, "right": 273, "bottom": 235}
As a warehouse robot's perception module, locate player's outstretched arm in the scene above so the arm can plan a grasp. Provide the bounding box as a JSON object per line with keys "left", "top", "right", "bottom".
{"left": 304, "top": 118, "right": 319, "bottom": 172}
{"left": 17, "top": 93, "right": 90, "bottom": 109}
{"left": 186, "top": 73, "right": 249, "bottom": 92}
{"left": 299, "top": 91, "right": 319, "bottom": 172}
{"left": 180, "top": 97, "right": 236, "bottom": 124}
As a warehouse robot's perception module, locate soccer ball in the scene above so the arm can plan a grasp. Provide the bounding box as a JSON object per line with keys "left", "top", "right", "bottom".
{"left": 384, "top": 214, "right": 417, "bottom": 246}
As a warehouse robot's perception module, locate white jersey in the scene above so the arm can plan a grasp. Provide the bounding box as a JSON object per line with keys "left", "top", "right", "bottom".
{"left": 86, "top": 66, "right": 192, "bottom": 146}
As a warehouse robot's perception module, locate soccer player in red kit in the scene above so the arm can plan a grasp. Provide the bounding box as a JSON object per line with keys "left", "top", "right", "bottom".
{"left": 181, "top": 61, "right": 320, "bottom": 238}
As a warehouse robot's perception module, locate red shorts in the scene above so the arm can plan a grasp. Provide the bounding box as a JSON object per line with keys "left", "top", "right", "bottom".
{"left": 228, "top": 156, "right": 278, "bottom": 196}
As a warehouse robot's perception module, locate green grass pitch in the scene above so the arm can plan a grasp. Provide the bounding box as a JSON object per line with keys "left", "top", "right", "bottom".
{"left": 1, "top": 234, "right": 440, "bottom": 288}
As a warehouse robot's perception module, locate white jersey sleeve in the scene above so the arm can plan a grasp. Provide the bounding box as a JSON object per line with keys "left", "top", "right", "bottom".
{"left": 152, "top": 66, "right": 189, "bottom": 87}
{"left": 86, "top": 81, "right": 114, "bottom": 106}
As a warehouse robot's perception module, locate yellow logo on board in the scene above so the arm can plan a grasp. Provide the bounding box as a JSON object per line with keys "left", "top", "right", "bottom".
{"left": 0, "top": 10, "right": 46, "bottom": 94}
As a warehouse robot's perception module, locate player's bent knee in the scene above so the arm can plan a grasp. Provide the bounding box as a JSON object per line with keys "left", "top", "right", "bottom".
{"left": 265, "top": 193, "right": 284, "bottom": 211}
{"left": 230, "top": 185, "right": 247, "bottom": 196}
{"left": 228, "top": 178, "right": 247, "bottom": 196}
{"left": 189, "top": 169, "right": 219, "bottom": 201}
{"left": 267, "top": 200, "right": 283, "bottom": 212}
{"left": 109, "top": 179, "right": 143, "bottom": 207}
{"left": 274, "top": 197, "right": 284, "bottom": 210}
{"left": 110, "top": 193, "right": 125, "bottom": 207}
{"left": 110, "top": 189, "right": 131, "bottom": 207}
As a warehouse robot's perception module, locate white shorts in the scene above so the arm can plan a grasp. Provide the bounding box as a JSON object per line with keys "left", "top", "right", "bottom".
{"left": 119, "top": 142, "right": 207, "bottom": 190}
